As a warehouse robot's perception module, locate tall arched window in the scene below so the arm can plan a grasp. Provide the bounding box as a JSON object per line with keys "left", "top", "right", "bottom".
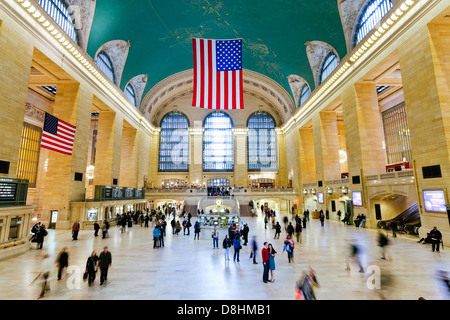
{"left": 319, "top": 52, "right": 339, "bottom": 85}
{"left": 353, "top": 0, "right": 393, "bottom": 48}
{"left": 247, "top": 111, "right": 278, "bottom": 172}
{"left": 299, "top": 84, "right": 311, "bottom": 107}
{"left": 96, "top": 51, "right": 117, "bottom": 85}
{"left": 203, "top": 112, "right": 234, "bottom": 172}
{"left": 125, "top": 83, "right": 137, "bottom": 107}
{"left": 38, "top": 0, "right": 79, "bottom": 44}
{"left": 158, "top": 112, "right": 190, "bottom": 172}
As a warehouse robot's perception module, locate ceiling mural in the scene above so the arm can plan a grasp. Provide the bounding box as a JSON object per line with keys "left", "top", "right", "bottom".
{"left": 87, "top": 0, "right": 347, "bottom": 102}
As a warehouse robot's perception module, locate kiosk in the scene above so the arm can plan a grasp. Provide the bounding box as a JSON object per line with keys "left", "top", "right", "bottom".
{"left": 197, "top": 199, "right": 241, "bottom": 229}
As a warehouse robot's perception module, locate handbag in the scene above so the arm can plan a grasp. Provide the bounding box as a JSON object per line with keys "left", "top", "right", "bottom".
{"left": 83, "top": 271, "right": 88, "bottom": 281}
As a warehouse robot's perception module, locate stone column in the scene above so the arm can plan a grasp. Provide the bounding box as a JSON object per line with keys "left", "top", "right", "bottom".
{"left": 0, "top": 19, "right": 34, "bottom": 178}
{"left": 234, "top": 129, "right": 248, "bottom": 188}
{"left": 120, "top": 124, "right": 138, "bottom": 188}
{"left": 189, "top": 128, "right": 203, "bottom": 187}
{"left": 136, "top": 125, "right": 151, "bottom": 188}
{"left": 342, "top": 83, "right": 386, "bottom": 178}
{"left": 399, "top": 23, "right": 450, "bottom": 242}
{"left": 40, "top": 83, "right": 93, "bottom": 229}
{"left": 312, "top": 112, "right": 342, "bottom": 184}
{"left": 93, "top": 111, "right": 123, "bottom": 187}
{"left": 299, "top": 127, "right": 316, "bottom": 185}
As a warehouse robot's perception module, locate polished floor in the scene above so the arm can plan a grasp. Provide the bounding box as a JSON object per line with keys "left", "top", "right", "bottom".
{"left": 1, "top": 213, "right": 449, "bottom": 300}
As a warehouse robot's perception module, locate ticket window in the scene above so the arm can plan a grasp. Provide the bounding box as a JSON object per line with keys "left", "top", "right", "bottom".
{"left": 49, "top": 210, "right": 58, "bottom": 229}
{"left": 8, "top": 217, "right": 19, "bottom": 240}
{"left": 87, "top": 209, "right": 98, "bottom": 221}
{"left": 0, "top": 219, "right": 3, "bottom": 238}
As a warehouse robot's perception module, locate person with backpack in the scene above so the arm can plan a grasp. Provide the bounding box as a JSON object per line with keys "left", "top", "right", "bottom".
{"left": 283, "top": 235, "right": 295, "bottom": 263}
{"left": 212, "top": 226, "right": 219, "bottom": 249}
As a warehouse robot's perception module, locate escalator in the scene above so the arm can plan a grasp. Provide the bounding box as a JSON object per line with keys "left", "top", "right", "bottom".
{"left": 377, "top": 203, "right": 421, "bottom": 235}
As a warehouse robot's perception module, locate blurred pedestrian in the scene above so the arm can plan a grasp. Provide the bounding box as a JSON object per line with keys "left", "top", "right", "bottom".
{"left": 94, "top": 221, "right": 100, "bottom": 237}
{"left": 34, "top": 254, "right": 53, "bottom": 299}
{"left": 295, "top": 220, "right": 302, "bottom": 243}
{"left": 378, "top": 230, "right": 389, "bottom": 259}
{"left": 250, "top": 236, "right": 258, "bottom": 264}
{"left": 274, "top": 222, "right": 282, "bottom": 239}
{"left": 286, "top": 222, "right": 294, "bottom": 239}
{"left": 85, "top": 251, "right": 98, "bottom": 286}
{"left": 98, "top": 246, "right": 112, "bottom": 285}
{"left": 345, "top": 240, "right": 364, "bottom": 273}
{"left": 295, "top": 268, "right": 319, "bottom": 300}
{"left": 319, "top": 211, "right": 325, "bottom": 227}
{"left": 56, "top": 247, "right": 69, "bottom": 281}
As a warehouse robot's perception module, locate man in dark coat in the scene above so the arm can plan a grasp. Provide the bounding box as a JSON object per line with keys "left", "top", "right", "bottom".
{"left": 98, "top": 246, "right": 112, "bottom": 285}
{"left": 56, "top": 247, "right": 69, "bottom": 280}
{"left": 241, "top": 223, "right": 250, "bottom": 245}
{"left": 94, "top": 221, "right": 100, "bottom": 237}
{"left": 430, "top": 226, "right": 443, "bottom": 252}
{"left": 35, "top": 225, "right": 47, "bottom": 249}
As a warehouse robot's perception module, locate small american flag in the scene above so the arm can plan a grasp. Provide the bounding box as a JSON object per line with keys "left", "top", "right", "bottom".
{"left": 192, "top": 38, "right": 244, "bottom": 109}
{"left": 41, "top": 113, "right": 76, "bottom": 156}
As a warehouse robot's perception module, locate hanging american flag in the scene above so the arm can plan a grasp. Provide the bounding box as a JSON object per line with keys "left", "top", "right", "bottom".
{"left": 192, "top": 38, "right": 244, "bottom": 109}
{"left": 41, "top": 113, "right": 76, "bottom": 156}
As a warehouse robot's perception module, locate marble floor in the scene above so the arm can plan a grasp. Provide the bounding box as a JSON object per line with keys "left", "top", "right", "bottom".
{"left": 1, "top": 214, "right": 449, "bottom": 300}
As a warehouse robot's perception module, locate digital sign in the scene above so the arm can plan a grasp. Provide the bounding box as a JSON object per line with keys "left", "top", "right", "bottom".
{"left": 423, "top": 190, "right": 447, "bottom": 213}
{"left": 352, "top": 191, "right": 363, "bottom": 206}
{"left": 318, "top": 192, "right": 324, "bottom": 204}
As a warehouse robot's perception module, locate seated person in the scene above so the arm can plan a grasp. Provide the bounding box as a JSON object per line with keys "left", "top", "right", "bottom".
{"left": 417, "top": 233, "right": 432, "bottom": 244}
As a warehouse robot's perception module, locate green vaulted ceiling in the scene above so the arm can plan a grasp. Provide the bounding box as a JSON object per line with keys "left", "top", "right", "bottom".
{"left": 87, "top": 0, "right": 347, "bottom": 102}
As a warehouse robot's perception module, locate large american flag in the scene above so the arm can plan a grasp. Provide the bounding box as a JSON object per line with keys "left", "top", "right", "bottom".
{"left": 192, "top": 38, "right": 244, "bottom": 109}
{"left": 41, "top": 113, "right": 76, "bottom": 156}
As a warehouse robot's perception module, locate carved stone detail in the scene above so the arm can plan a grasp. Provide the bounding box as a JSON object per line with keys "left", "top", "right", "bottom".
{"left": 338, "top": 0, "right": 366, "bottom": 51}
{"left": 25, "top": 103, "right": 45, "bottom": 124}
{"left": 305, "top": 41, "right": 340, "bottom": 86}
{"left": 95, "top": 40, "right": 131, "bottom": 87}
{"left": 288, "top": 75, "right": 309, "bottom": 107}
{"left": 125, "top": 74, "right": 148, "bottom": 110}
{"left": 68, "top": 0, "right": 96, "bottom": 51}
{"left": 140, "top": 69, "right": 295, "bottom": 127}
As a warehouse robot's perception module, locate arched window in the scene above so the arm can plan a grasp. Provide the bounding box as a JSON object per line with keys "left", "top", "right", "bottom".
{"left": 38, "top": 0, "right": 79, "bottom": 44}
{"left": 203, "top": 112, "right": 234, "bottom": 172}
{"left": 125, "top": 83, "right": 137, "bottom": 107}
{"left": 353, "top": 0, "right": 393, "bottom": 48}
{"left": 299, "top": 84, "right": 311, "bottom": 107}
{"left": 247, "top": 111, "right": 278, "bottom": 172}
{"left": 158, "top": 112, "right": 189, "bottom": 172}
{"left": 96, "top": 51, "right": 116, "bottom": 84}
{"left": 319, "top": 52, "right": 339, "bottom": 85}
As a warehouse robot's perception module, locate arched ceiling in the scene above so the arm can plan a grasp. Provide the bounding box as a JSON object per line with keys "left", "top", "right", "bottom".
{"left": 87, "top": 0, "right": 347, "bottom": 103}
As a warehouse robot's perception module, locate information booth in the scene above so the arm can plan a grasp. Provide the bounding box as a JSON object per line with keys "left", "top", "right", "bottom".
{"left": 197, "top": 199, "right": 241, "bottom": 229}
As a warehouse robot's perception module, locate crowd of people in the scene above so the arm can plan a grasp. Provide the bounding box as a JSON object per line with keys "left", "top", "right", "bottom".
{"left": 27, "top": 202, "right": 447, "bottom": 301}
